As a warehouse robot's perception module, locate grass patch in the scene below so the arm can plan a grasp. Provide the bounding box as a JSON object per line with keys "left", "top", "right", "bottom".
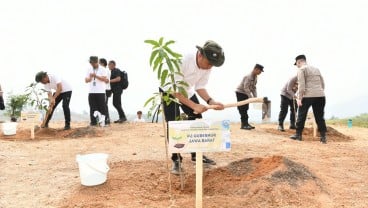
{"left": 327, "top": 113, "right": 368, "bottom": 128}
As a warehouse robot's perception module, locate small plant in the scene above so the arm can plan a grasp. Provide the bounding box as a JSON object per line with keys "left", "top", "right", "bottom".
{"left": 25, "top": 82, "right": 49, "bottom": 112}
{"left": 5, "top": 93, "right": 29, "bottom": 121}
{"left": 144, "top": 37, "right": 188, "bottom": 121}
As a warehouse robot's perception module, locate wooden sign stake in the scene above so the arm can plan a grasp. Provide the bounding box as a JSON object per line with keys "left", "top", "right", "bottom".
{"left": 195, "top": 152, "right": 203, "bottom": 208}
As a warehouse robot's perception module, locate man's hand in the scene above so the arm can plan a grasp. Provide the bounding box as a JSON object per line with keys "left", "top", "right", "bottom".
{"left": 50, "top": 98, "right": 56, "bottom": 107}
{"left": 210, "top": 101, "right": 224, "bottom": 110}
{"left": 297, "top": 99, "right": 302, "bottom": 107}
{"left": 193, "top": 103, "right": 208, "bottom": 114}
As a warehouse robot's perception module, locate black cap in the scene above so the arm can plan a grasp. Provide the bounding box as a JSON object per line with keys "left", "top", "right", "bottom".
{"left": 35, "top": 71, "right": 47, "bottom": 82}
{"left": 254, "top": 63, "right": 264, "bottom": 72}
{"left": 196, "top": 40, "right": 225, "bottom": 67}
{"left": 89, "top": 56, "right": 98, "bottom": 63}
{"left": 294, "top": 54, "right": 306, "bottom": 65}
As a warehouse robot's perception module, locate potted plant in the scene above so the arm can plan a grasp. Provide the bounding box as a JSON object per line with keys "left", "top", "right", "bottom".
{"left": 5, "top": 93, "right": 29, "bottom": 122}
{"left": 2, "top": 93, "right": 28, "bottom": 135}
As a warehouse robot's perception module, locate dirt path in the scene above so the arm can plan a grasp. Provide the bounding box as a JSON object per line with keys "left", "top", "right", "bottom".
{"left": 0, "top": 122, "right": 367, "bottom": 207}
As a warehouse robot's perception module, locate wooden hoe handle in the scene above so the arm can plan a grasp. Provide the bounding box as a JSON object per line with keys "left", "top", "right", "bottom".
{"left": 207, "top": 97, "right": 268, "bottom": 109}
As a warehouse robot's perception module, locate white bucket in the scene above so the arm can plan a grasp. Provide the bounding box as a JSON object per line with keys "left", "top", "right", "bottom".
{"left": 2, "top": 122, "right": 17, "bottom": 136}
{"left": 76, "top": 153, "right": 110, "bottom": 186}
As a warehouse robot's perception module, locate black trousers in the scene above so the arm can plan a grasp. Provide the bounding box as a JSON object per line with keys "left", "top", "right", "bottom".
{"left": 112, "top": 90, "right": 126, "bottom": 119}
{"left": 236, "top": 92, "right": 249, "bottom": 123}
{"left": 88, "top": 93, "right": 108, "bottom": 125}
{"left": 45, "top": 91, "right": 72, "bottom": 126}
{"left": 161, "top": 91, "right": 202, "bottom": 162}
{"left": 105, "top": 90, "right": 112, "bottom": 123}
{"left": 278, "top": 95, "right": 297, "bottom": 125}
{"left": 296, "top": 97, "right": 327, "bottom": 136}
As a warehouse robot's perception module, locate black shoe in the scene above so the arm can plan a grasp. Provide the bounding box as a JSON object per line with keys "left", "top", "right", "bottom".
{"left": 63, "top": 125, "right": 71, "bottom": 130}
{"left": 241, "top": 124, "right": 253, "bottom": 130}
{"left": 320, "top": 136, "right": 327, "bottom": 144}
{"left": 105, "top": 119, "right": 110, "bottom": 125}
{"left": 289, "top": 125, "right": 296, "bottom": 129}
{"left": 114, "top": 118, "right": 127, "bottom": 123}
{"left": 290, "top": 134, "right": 302, "bottom": 141}
{"left": 42, "top": 123, "right": 49, "bottom": 128}
{"left": 191, "top": 155, "right": 216, "bottom": 165}
{"left": 90, "top": 123, "right": 97, "bottom": 126}
{"left": 278, "top": 125, "right": 285, "bottom": 132}
{"left": 171, "top": 161, "right": 184, "bottom": 175}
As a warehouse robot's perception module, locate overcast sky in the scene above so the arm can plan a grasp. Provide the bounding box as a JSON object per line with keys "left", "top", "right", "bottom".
{"left": 1, "top": 0, "right": 367, "bottom": 122}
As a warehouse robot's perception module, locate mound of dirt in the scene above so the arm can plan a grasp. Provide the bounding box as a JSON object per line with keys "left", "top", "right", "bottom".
{"left": 61, "top": 156, "right": 327, "bottom": 208}
{"left": 0, "top": 126, "right": 105, "bottom": 141}
{"left": 264, "top": 126, "right": 352, "bottom": 142}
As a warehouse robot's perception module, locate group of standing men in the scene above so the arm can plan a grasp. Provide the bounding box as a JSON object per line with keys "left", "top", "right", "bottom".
{"left": 33, "top": 40, "right": 327, "bottom": 175}
{"left": 162, "top": 40, "right": 327, "bottom": 174}
{"left": 35, "top": 56, "right": 127, "bottom": 129}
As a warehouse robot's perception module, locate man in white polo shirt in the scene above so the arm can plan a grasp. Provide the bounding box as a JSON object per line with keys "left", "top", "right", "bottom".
{"left": 85, "top": 56, "right": 109, "bottom": 126}
{"left": 35, "top": 71, "right": 73, "bottom": 130}
{"left": 161, "top": 40, "right": 225, "bottom": 175}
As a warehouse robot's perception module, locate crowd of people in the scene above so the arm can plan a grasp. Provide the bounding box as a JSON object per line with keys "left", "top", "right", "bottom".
{"left": 34, "top": 56, "right": 129, "bottom": 129}
{"left": 0, "top": 40, "right": 327, "bottom": 175}
{"left": 159, "top": 40, "right": 327, "bottom": 174}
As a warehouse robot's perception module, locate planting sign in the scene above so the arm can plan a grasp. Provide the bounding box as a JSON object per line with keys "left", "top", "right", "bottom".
{"left": 168, "top": 120, "right": 231, "bottom": 153}
{"left": 21, "top": 112, "right": 41, "bottom": 123}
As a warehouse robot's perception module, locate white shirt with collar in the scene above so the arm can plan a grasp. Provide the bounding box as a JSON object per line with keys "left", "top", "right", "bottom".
{"left": 173, "top": 50, "right": 211, "bottom": 98}
{"left": 45, "top": 74, "right": 72, "bottom": 93}
{"left": 86, "top": 66, "right": 108, "bottom": 93}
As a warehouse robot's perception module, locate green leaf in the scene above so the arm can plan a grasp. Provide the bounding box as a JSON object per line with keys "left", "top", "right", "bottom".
{"left": 160, "top": 69, "right": 168, "bottom": 86}
{"left": 177, "top": 80, "right": 189, "bottom": 87}
{"left": 144, "top": 39, "right": 159, "bottom": 48}
{"left": 158, "top": 37, "right": 164, "bottom": 46}
{"left": 144, "top": 96, "right": 156, "bottom": 107}
{"left": 163, "top": 46, "right": 181, "bottom": 58}
{"left": 161, "top": 82, "right": 171, "bottom": 88}
{"left": 164, "top": 40, "right": 175, "bottom": 47}
{"left": 157, "top": 63, "right": 163, "bottom": 80}
{"left": 178, "top": 86, "right": 188, "bottom": 98}
{"left": 172, "top": 59, "right": 181, "bottom": 72}
{"left": 153, "top": 55, "right": 163, "bottom": 71}
{"left": 174, "top": 71, "right": 184, "bottom": 78}
{"left": 165, "top": 57, "right": 175, "bottom": 73}
{"left": 149, "top": 49, "right": 159, "bottom": 66}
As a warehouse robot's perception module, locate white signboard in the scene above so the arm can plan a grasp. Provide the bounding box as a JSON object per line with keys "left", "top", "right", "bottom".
{"left": 21, "top": 112, "right": 41, "bottom": 123}
{"left": 168, "top": 120, "right": 231, "bottom": 153}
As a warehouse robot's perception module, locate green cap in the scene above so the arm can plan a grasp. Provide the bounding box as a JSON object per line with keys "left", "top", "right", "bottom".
{"left": 35, "top": 71, "right": 47, "bottom": 82}
{"left": 196, "top": 40, "right": 225, "bottom": 67}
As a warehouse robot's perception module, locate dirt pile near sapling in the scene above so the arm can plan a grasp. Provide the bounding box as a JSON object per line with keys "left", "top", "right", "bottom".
{"left": 264, "top": 126, "right": 352, "bottom": 142}
{"left": 62, "top": 156, "right": 328, "bottom": 208}
{"left": 0, "top": 126, "right": 104, "bottom": 141}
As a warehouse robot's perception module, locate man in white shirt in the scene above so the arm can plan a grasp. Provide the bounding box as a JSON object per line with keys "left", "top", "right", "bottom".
{"left": 99, "top": 58, "right": 111, "bottom": 125}
{"left": 134, "top": 110, "right": 145, "bottom": 123}
{"left": 85, "top": 56, "right": 109, "bottom": 126}
{"left": 35, "top": 71, "right": 73, "bottom": 130}
{"left": 161, "top": 40, "right": 225, "bottom": 175}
